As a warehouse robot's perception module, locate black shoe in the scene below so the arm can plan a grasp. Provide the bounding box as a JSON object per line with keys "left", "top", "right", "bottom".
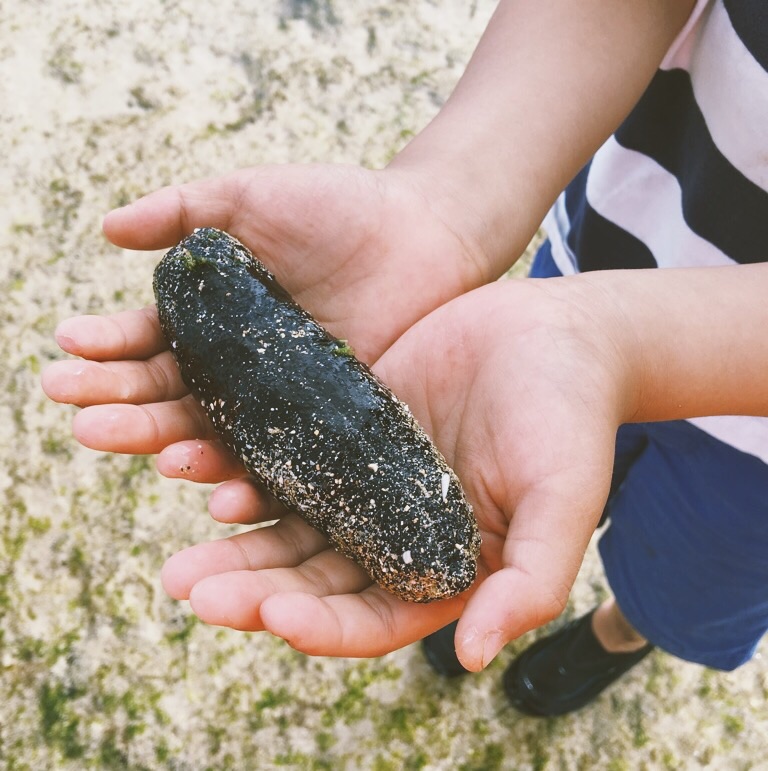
{"left": 503, "top": 610, "right": 653, "bottom": 717}
{"left": 421, "top": 621, "right": 471, "bottom": 677}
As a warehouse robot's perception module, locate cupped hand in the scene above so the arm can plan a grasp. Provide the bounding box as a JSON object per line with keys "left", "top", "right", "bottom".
{"left": 42, "top": 166, "right": 627, "bottom": 670}
{"left": 42, "top": 164, "right": 495, "bottom": 481}
{"left": 155, "top": 276, "right": 630, "bottom": 671}
{"left": 106, "top": 163, "right": 494, "bottom": 362}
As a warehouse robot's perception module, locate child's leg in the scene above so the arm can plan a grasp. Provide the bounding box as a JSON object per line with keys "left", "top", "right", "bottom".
{"left": 592, "top": 597, "right": 648, "bottom": 653}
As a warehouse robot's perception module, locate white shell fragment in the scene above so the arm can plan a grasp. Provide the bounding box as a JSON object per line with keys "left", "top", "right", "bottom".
{"left": 441, "top": 472, "right": 450, "bottom": 502}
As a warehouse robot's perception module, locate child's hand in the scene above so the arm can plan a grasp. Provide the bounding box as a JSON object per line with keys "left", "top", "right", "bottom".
{"left": 102, "top": 164, "right": 497, "bottom": 364}
{"left": 43, "top": 163, "right": 497, "bottom": 484}
{"left": 205, "top": 257, "right": 768, "bottom": 669}
{"left": 156, "top": 276, "right": 629, "bottom": 671}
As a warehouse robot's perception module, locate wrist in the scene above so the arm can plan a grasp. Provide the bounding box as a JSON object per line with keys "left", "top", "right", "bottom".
{"left": 567, "top": 274, "right": 643, "bottom": 425}
{"left": 524, "top": 273, "right": 640, "bottom": 428}
{"left": 385, "top": 0, "right": 697, "bottom": 284}
{"left": 386, "top": 147, "right": 543, "bottom": 280}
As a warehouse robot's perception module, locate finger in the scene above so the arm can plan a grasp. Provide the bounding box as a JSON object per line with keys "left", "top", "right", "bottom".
{"left": 42, "top": 351, "right": 186, "bottom": 406}
{"left": 187, "top": 550, "right": 372, "bottom": 631}
{"left": 259, "top": 588, "right": 464, "bottom": 658}
{"left": 455, "top": 477, "right": 608, "bottom": 672}
{"left": 72, "top": 396, "right": 212, "bottom": 454}
{"left": 103, "top": 172, "right": 247, "bottom": 250}
{"left": 156, "top": 440, "right": 246, "bottom": 484}
{"left": 160, "top": 513, "right": 330, "bottom": 599}
{"left": 207, "top": 477, "right": 286, "bottom": 524}
{"left": 55, "top": 307, "right": 166, "bottom": 361}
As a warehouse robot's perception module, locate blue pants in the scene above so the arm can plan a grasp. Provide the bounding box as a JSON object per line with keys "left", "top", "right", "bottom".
{"left": 531, "top": 241, "right": 768, "bottom": 670}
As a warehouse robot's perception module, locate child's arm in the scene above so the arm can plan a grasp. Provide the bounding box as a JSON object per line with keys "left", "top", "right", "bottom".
{"left": 44, "top": 0, "right": 707, "bottom": 665}
{"left": 390, "top": 0, "right": 698, "bottom": 272}
{"left": 453, "top": 262, "right": 768, "bottom": 669}
{"left": 156, "top": 262, "right": 768, "bottom": 670}
{"left": 46, "top": 0, "right": 697, "bottom": 475}
{"left": 585, "top": 263, "right": 768, "bottom": 423}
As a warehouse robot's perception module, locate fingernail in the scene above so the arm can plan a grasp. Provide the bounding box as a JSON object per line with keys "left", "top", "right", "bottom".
{"left": 459, "top": 627, "right": 506, "bottom": 670}
{"left": 54, "top": 332, "right": 81, "bottom": 355}
{"left": 103, "top": 205, "right": 132, "bottom": 230}
{"left": 459, "top": 624, "right": 476, "bottom": 642}
{"left": 481, "top": 630, "right": 506, "bottom": 669}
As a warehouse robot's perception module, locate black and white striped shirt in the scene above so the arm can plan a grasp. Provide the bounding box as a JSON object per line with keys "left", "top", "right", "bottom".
{"left": 544, "top": 0, "right": 768, "bottom": 464}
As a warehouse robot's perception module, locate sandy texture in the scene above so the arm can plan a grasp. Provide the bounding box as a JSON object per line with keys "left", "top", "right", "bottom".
{"left": 1, "top": 0, "right": 766, "bottom": 768}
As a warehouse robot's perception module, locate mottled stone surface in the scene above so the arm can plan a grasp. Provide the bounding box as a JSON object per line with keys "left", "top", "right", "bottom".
{"left": 1, "top": 0, "right": 766, "bottom": 768}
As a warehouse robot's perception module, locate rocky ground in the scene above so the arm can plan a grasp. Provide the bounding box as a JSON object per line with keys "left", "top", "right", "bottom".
{"left": 1, "top": 0, "right": 766, "bottom": 768}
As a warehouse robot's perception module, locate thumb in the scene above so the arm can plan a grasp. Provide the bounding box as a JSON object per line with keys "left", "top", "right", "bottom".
{"left": 103, "top": 166, "right": 283, "bottom": 251}
{"left": 455, "top": 472, "right": 611, "bottom": 672}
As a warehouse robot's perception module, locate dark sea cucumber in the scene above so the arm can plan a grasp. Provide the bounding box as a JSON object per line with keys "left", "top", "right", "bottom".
{"left": 153, "top": 228, "right": 481, "bottom": 602}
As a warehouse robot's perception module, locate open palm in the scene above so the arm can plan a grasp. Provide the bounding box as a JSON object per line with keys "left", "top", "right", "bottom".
{"left": 43, "top": 167, "right": 624, "bottom": 670}
{"left": 143, "top": 278, "right": 623, "bottom": 670}
{"left": 46, "top": 272, "right": 618, "bottom": 669}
